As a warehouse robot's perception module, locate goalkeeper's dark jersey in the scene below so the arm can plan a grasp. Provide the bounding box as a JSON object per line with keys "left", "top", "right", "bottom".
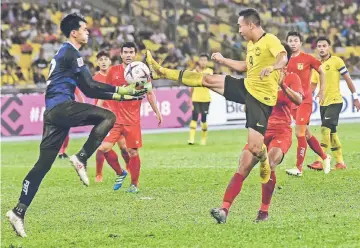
{"left": 45, "top": 42, "right": 88, "bottom": 110}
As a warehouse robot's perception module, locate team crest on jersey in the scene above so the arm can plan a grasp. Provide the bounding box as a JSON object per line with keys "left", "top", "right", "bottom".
{"left": 77, "top": 57, "right": 84, "bottom": 67}
{"left": 255, "top": 47, "right": 261, "bottom": 56}
{"left": 325, "top": 64, "right": 330, "bottom": 70}
{"left": 297, "top": 63, "right": 304, "bottom": 70}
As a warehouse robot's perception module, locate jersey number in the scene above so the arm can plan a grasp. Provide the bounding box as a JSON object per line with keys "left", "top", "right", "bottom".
{"left": 48, "top": 59, "right": 56, "bottom": 79}
{"left": 249, "top": 56, "right": 253, "bottom": 66}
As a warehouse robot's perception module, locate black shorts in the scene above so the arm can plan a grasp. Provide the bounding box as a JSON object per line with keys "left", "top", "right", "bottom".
{"left": 320, "top": 103, "right": 343, "bottom": 128}
{"left": 40, "top": 101, "right": 114, "bottom": 150}
{"left": 223, "top": 76, "right": 273, "bottom": 135}
{"left": 192, "top": 102, "right": 210, "bottom": 115}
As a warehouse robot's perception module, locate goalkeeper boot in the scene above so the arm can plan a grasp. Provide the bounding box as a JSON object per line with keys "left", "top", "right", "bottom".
{"left": 70, "top": 155, "right": 89, "bottom": 186}
{"left": 6, "top": 210, "right": 27, "bottom": 237}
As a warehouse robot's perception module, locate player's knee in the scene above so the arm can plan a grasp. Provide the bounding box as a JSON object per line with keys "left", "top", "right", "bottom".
{"left": 128, "top": 148, "right": 138, "bottom": 157}
{"left": 330, "top": 126, "right": 337, "bottom": 133}
{"left": 104, "top": 111, "right": 116, "bottom": 126}
{"left": 305, "top": 128, "right": 312, "bottom": 140}
{"left": 192, "top": 111, "right": 199, "bottom": 121}
{"left": 248, "top": 143, "right": 262, "bottom": 157}
{"left": 98, "top": 143, "right": 113, "bottom": 153}
{"left": 295, "top": 126, "right": 306, "bottom": 137}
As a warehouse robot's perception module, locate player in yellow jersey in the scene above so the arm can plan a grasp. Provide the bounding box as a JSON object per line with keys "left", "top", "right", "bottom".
{"left": 307, "top": 37, "right": 360, "bottom": 171}
{"left": 188, "top": 54, "right": 213, "bottom": 145}
{"left": 145, "top": 8, "right": 288, "bottom": 186}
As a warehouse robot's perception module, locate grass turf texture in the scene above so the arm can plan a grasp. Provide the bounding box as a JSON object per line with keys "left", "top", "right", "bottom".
{"left": 1, "top": 123, "right": 360, "bottom": 248}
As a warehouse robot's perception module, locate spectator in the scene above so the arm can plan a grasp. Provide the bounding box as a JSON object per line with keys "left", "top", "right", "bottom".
{"left": 33, "top": 67, "right": 46, "bottom": 85}
{"left": 32, "top": 49, "right": 49, "bottom": 71}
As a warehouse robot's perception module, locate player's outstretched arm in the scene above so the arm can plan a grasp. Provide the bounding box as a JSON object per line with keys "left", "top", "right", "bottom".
{"left": 211, "top": 52, "right": 247, "bottom": 72}
{"left": 343, "top": 73, "right": 360, "bottom": 111}
{"left": 77, "top": 68, "right": 147, "bottom": 100}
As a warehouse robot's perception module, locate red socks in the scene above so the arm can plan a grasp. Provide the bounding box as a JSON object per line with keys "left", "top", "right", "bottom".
{"left": 296, "top": 136, "right": 307, "bottom": 171}
{"left": 121, "top": 149, "right": 130, "bottom": 170}
{"left": 307, "top": 135, "right": 327, "bottom": 160}
{"left": 59, "top": 135, "right": 70, "bottom": 154}
{"left": 96, "top": 150, "right": 105, "bottom": 176}
{"left": 260, "top": 171, "right": 276, "bottom": 212}
{"left": 128, "top": 155, "right": 141, "bottom": 186}
{"left": 221, "top": 173, "right": 245, "bottom": 213}
{"left": 104, "top": 149, "right": 123, "bottom": 175}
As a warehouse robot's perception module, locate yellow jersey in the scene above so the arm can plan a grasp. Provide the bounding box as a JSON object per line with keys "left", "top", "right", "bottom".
{"left": 192, "top": 68, "right": 213, "bottom": 102}
{"left": 245, "top": 33, "right": 286, "bottom": 106}
{"left": 311, "top": 55, "right": 348, "bottom": 106}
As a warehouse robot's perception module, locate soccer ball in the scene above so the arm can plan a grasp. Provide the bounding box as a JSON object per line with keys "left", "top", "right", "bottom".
{"left": 124, "top": 61, "right": 151, "bottom": 85}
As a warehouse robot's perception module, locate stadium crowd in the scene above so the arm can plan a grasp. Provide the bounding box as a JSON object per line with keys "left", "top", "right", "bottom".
{"left": 1, "top": 0, "right": 360, "bottom": 88}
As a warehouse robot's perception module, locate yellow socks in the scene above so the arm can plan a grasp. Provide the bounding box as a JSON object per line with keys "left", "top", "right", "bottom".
{"left": 258, "top": 144, "right": 271, "bottom": 184}
{"left": 188, "top": 120, "right": 197, "bottom": 144}
{"left": 317, "top": 126, "right": 331, "bottom": 162}
{"left": 330, "top": 132, "right": 344, "bottom": 163}
{"left": 200, "top": 122, "right": 208, "bottom": 145}
{"left": 160, "top": 68, "right": 204, "bottom": 87}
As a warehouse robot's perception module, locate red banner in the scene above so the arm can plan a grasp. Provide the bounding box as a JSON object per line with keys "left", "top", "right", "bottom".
{"left": 1, "top": 88, "right": 192, "bottom": 137}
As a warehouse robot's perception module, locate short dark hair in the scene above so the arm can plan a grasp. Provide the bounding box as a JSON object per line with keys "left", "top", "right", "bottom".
{"left": 199, "top": 53, "right": 209, "bottom": 60}
{"left": 96, "top": 50, "right": 109, "bottom": 59}
{"left": 316, "top": 36, "right": 331, "bottom": 45}
{"left": 60, "top": 13, "right": 87, "bottom": 38}
{"left": 238, "top": 8, "right": 261, "bottom": 26}
{"left": 286, "top": 31, "right": 303, "bottom": 42}
{"left": 281, "top": 42, "right": 292, "bottom": 62}
{"left": 120, "top": 42, "right": 138, "bottom": 53}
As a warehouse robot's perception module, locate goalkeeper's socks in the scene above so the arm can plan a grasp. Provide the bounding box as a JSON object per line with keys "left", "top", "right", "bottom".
{"left": 13, "top": 203, "right": 28, "bottom": 219}
{"left": 76, "top": 148, "right": 88, "bottom": 165}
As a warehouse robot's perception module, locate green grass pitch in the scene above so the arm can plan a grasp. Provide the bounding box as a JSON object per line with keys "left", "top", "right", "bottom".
{"left": 1, "top": 123, "right": 360, "bottom": 247}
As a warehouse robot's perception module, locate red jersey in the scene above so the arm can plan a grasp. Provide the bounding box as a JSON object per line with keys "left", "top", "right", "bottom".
{"left": 287, "top": 52, "right": 321, "bottom": 104}
{"left": 268, "top": 73, "right": 303, "bottom": 129}
{"left": 93, "top": 72, "right": 110, "bottom": 108}
{"left": 106, "top": 64, "right": 141, "bottom": 125}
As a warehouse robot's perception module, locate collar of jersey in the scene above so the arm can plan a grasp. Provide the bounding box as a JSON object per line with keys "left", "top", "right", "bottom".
{"left": 321, "top": 54, "right": 332, "bottom": 62}
{"left": 65, "top": 41, "right": 79, "bottom": 51}
{"left": 255, "top": 32, "right": 266, "bottom": 43}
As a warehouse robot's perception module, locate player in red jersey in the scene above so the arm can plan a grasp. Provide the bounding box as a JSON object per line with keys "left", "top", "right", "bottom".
{"left": 91, "top": 51, "right": 131, "bottom": 183}
{"left": 97, "top": 42, "right": 163, "bottom": 192}
{"left": 210, "top": 45, "right": 305, "bottom": 223}
{"left": 285, "top": 31, "right": 330, "bottom": 177}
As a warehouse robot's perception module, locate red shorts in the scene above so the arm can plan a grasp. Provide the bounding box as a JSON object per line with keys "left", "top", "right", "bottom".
{"left": 292, "top": 103, "right": 312, "bottom": 125}
{"left": 103, "top": 123, "right": 142, "bottom": 148}
{"left": 243, "top": 127, "right": 292, "bottom": 155}
{"left": 264, "top": 127, "right": 292, "bottom": 154}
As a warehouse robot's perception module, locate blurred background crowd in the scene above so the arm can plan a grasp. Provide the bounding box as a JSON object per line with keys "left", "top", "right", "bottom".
{"left": 1, "top": 0, "right": 360, "bottom": 91}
